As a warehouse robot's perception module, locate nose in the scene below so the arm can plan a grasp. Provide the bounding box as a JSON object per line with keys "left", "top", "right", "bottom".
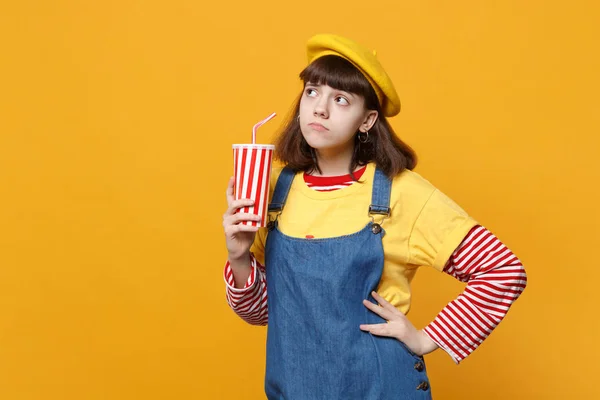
{"left": 313, "top": 96, "right": 329, "bottom": 118}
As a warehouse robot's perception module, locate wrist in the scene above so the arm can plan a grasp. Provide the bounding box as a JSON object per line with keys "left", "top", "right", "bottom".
{"left": 418, "top": 329, "right": 439, "bottom": 355}
{"left": 228, "top": 252, "right": 251, "bottom": 269}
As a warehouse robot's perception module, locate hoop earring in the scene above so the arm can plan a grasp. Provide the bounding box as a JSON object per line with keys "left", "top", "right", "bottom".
{"left": 358, "top": 131, "right": 369, "bottom": 143}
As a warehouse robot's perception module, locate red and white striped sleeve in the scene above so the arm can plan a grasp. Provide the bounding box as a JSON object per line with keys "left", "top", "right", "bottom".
{"left": 223, "top": 254, "right": 269, "bottom": 326}
{"left": 423, "top": 225, "right": 527, "bottom": 364}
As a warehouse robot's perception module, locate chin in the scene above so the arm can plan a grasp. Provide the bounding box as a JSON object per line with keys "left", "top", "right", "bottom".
{"left": 301, "top": 133, "right": 322, "bottom": 149}
{"left": 304, "top": 138, "right": 329, "bottom": 151}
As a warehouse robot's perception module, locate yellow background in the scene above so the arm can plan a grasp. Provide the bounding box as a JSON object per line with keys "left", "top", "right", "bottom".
{"left": 1, "top": 0, "right": 598, "bottom": 399}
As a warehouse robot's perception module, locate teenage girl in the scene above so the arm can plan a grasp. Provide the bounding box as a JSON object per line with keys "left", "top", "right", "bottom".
{"left": 222, "top": 34, "right": 527, "bottom": 399}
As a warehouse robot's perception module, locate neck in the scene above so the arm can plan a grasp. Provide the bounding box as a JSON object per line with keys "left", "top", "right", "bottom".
{"left": 312, "top": 146, "right": 355, "bottom": 176}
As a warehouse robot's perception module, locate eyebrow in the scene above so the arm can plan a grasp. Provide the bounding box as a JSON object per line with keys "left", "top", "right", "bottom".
{"left": 305, "top": 83, "right": 355, "bottom": 98}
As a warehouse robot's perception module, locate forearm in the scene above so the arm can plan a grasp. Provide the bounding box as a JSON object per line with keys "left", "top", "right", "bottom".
{"left": 223, "top": 255, "right": 269, "bottom": 326}
{"left": 228, "top": 252, "right": 252, "bottom": 289}
{"left": 425, "top": 226, "right": 527, "bottom": 363}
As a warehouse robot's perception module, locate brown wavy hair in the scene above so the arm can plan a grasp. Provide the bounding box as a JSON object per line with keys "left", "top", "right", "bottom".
{"left": 274, "top": 55, "right": 417, "bottom": 179}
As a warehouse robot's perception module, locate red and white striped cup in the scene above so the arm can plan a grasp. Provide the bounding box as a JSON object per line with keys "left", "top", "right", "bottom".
{"left": 232, "top": 144, "right": 275, "bottom": 227}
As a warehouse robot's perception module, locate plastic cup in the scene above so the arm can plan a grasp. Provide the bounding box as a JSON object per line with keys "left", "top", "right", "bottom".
{"left": 232, "top": 144, "right": 275, "bottom": 227}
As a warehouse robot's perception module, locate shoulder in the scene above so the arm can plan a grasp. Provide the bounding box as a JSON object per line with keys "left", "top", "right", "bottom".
{"left": 267, "top": 162, "right": 299, "bottom": 201}
{"left": 390, "top": 169, "right": 437, "bottom": 206}
{"left": 268, "top": 163, "right": 289, "bottom": 194}
{"left": 269, "top": 163, "right": 287, "bottom": 185}
{"left": 389, "top": 168, "right": 472, "bottom": 220}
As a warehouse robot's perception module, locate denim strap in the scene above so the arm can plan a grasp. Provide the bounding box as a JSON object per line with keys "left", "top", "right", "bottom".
{"left": 267, "top": 167, "right": 295, "bottom": 213}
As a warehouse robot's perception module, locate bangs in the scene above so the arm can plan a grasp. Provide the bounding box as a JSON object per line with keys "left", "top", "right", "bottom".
{"left": 299, "top": 55, "right": 378, "bottom": 107}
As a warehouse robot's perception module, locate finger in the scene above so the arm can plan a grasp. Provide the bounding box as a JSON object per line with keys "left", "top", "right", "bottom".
{"left": 362, "top": 299, "right": 395, "bottom": 321}
{"left": 225, "top": 224, "right": 260, "bottom": 236}
{"left": 371, "top": 291, "right": 399, "bottom": 314}
{"left": 359, "top": 323, "right": 392, "bottom": 337}
{"left": 226, "top": 177, "right": 235, "bottom": 204}
{"left": 224, "top": 213, "right": 262, "bottom": 226}
{"left": 225, "top": 199, "right": 255, "bottom": 216}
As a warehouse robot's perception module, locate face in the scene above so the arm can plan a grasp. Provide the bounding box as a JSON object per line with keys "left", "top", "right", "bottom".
{"left": 299, "top": 83, "right": 378, "bottom": 158}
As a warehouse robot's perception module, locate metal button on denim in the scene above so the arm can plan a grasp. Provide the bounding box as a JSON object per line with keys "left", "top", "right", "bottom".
{"left": 417, "top": 381, "right": 429, "bottom": 391}
{"left": 371, "top": 223, "right": 382, "bottom": 234}
{"left": 414, "top": 361, "right": 424, "bottom": 372}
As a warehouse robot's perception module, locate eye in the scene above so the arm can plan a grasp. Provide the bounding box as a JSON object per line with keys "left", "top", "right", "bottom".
{"left": 335, "top": 96, "right": 349, "bottom": 105}
{"left": 305, "top": 88, "right": 317, "bottom": 97}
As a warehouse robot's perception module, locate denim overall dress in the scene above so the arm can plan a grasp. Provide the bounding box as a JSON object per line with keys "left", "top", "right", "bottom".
{"left": 263, "top": 167, "right": 432, "bottom": 399}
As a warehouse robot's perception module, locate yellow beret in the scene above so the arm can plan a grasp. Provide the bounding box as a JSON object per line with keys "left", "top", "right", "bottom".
{"left": 306, "top": 33, "right": 401, "bottom": 117}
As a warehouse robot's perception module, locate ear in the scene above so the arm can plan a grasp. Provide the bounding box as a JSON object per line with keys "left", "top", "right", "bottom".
{"left": 360, "top": 110, "right": 379, "bottom": 133}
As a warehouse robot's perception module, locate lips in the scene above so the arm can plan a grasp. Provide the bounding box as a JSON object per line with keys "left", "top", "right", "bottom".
{"left": 308, "top": 122, "right": 329, "bottom": 132}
